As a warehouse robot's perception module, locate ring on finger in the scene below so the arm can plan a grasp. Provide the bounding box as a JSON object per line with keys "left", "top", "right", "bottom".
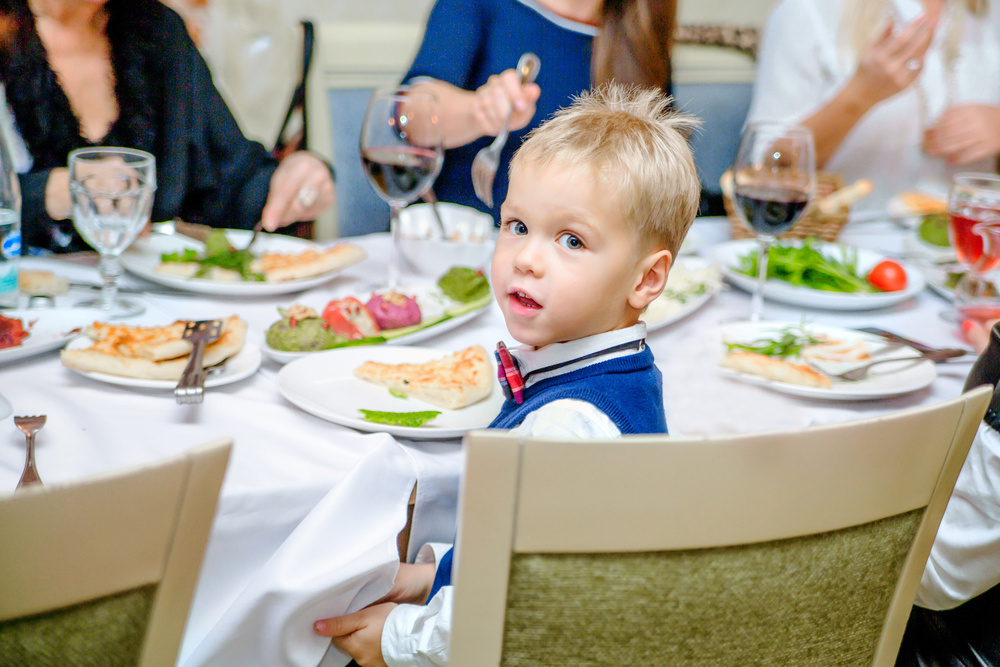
{"left": 905, "top": 59, "right": 922, "bottom": 71}
{"left": 297, "top": 184, "right": 318, "bottom": 208}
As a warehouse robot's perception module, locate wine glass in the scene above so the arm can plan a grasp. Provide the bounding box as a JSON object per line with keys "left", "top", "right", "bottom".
{"left": 732, "top": 122, "right": 816, "bottom": 322}
{"left": 945, "top": 173, "right": 1000, "bottom": 324}
{"left": 69, "top": 147, "right": 156, "bottom": 317}
{"left": 360, "top": 87, "right": 443, "bottom": 289}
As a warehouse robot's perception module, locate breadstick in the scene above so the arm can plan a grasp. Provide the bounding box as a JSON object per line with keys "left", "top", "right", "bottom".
{"left": 816, "top": 179, "right": 874, "bottom": 214}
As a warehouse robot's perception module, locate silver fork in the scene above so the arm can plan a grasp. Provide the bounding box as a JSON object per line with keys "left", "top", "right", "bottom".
{"left": 806, "top": 348, "right": 966, "bottom": 382}
{"left": 175, "top": 320, "right": 223, "bottom": 405}
{"left": 14, "top": 415, "right": 46, "bottom": 490}
{"left": 470, "top": 53, "right": 541, "bottom": 207}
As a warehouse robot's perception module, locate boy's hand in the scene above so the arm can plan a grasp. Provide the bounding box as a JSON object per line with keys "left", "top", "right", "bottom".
{"left": 376, "top": 562, "right": 436, "bottom": 606}
{"left": 314, "top": 602, "right": 397, "bottom": 667}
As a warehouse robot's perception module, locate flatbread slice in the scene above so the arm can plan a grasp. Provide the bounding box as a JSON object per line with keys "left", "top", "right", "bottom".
{"left": 253, "top": 244, "right": 367, "bottom": 282}
{"left": 153, "top": 243, "right": 366, "bottom": 283}
{"left": 354, "top": 345, "right": 493, "bottom": 410}
{"left": 60, "top": 315, "right": 247, "bottom": 380}
{"left": 720, "top": 351, "right": 832, "bottom": 389}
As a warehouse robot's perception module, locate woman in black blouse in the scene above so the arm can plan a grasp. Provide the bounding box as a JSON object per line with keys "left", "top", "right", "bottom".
{"left": 0, "top": 0, "right": 334, "bottom": 253}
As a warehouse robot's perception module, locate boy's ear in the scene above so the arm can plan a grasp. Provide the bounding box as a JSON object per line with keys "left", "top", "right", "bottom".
{"left": 629, "top": 249, "right": 673, "bottom": 310}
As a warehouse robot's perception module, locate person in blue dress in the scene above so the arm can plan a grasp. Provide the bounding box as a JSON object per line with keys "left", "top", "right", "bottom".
{"left": 401, "top": 0, "right": 676, "bottom": 219}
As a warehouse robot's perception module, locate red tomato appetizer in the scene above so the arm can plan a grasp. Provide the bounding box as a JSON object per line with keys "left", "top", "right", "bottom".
{"left": 321, "top": 297, "right": 380, "bottom": 340}
{"left": 0, "top": 314, "right": 29, "bottom": 349}
{"left": 867, "top": 260, "right": 907, "bottom": 292}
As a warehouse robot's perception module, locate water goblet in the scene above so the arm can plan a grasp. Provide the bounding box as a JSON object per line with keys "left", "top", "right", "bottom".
{"left": 360, "top": 87, "right": 443, "bottom": 290}
{"left": 946, "top": 173, "right": 1000, "bottom": 324}
{"left": 69, "top": 147, "right": 156, "bottom": 318}
{"left": 732, "top": 122, "right": 816, "bottom": 321}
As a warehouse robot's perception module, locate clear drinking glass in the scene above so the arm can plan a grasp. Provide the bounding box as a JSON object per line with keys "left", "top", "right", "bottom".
{"left": 359, "top": 87, "right": 443, "bottom": 289}
{"left": 732, "top": 122, "right": 816, "bottom": 321}
{"left": 946, "top": 173, "right": 1000, "bottom": 324}
{"left": 69, "top": 147, "right": 156, "bottom": 317}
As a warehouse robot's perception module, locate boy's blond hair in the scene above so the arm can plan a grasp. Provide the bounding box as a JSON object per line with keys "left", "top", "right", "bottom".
{"left": 510, "top": 83, "right": 700, "bottom": 258}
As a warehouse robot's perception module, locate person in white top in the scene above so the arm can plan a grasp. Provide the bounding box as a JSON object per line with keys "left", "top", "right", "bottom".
{"left": 894, "top": 319, "right": 1000, "bottom": 665}
{"left": 311, "top": 82, "right": 702, "bottom": 666}
{"left": 747, "top": 0, "right": 1000, "bottom": 213}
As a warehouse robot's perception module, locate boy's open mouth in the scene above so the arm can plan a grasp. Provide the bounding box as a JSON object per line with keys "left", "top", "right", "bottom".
{"left": 511, "top": 291, "right": 541, "bottom": 309}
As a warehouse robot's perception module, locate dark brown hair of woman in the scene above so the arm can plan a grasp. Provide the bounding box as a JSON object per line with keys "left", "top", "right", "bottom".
{"left": 592, "top": 0, "right": 675, "bottom": 92}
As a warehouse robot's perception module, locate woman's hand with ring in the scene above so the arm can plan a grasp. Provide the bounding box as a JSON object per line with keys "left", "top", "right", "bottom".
{"left": 851, "top": 14, "right": 935, "bottom": 106}
{"left": 261, "top": 151, "right": 336, "bottom": 231}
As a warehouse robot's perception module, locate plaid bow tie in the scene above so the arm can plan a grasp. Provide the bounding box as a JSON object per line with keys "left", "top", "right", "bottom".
{"left": 495, "top": 341, "right": 524, "bottom": 404}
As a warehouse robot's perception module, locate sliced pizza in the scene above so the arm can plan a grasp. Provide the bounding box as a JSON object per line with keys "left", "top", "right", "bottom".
{"left": 60, "top": 315, "right": 247, "bottom": 380}
{"left": 354, "top": 345, "right": 493, "bottom": 410}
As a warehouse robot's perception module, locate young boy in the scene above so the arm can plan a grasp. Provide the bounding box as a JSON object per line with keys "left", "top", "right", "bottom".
{"left": 314, "top": 82, "right": 701, "bottom": 666}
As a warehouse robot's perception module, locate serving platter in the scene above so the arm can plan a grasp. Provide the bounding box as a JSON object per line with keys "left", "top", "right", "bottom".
{"left": 641, "top": 256, "right": 721, "bottom": 331}
{"left": 121, "top": 229, "right": 361, "bottom": 296}
{"left": 0, "top": 307, "right": 108, "bottom": 365}
{"left": 717, "top": 320, "right": 938, "bottom": 400}
{"left": 62, "top": 338, "right": 261, "bottom": 390}
{"left": 707, "top": 239, "right": 926, "bottom": 311}
{"left": 277, "top": 346, "right": 504, "bottom": 439}
{"left": 261, "top": 279, "right": 492, "bottom": 364}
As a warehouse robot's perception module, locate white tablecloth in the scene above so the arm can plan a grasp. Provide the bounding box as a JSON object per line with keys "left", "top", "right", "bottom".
{"left": 0, "top": 218, "right": 973, "bottom": 666}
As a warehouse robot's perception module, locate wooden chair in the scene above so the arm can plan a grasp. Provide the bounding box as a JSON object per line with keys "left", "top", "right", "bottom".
{"left": 0, "top": 438, "right": 232, "bottom": 667}
{"left": 450, "top": 388, "right": 990, "bottom": 666}
{"left": 305, "top": 21, "right": 425, "bottom": 239}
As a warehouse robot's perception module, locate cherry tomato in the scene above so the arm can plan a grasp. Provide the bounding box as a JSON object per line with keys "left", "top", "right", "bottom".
{"left": 867, "top": 260, "right": 908, "bottom": 292}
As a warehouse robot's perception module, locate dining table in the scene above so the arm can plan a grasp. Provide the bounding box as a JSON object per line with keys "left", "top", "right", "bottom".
{"left": 0, "top": 214, "right": 975, "bottom": 667}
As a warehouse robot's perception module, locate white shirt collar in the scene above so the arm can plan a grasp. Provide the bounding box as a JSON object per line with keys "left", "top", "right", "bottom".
{"left": 506, "top": 323, "right": 648, "bottom": 389}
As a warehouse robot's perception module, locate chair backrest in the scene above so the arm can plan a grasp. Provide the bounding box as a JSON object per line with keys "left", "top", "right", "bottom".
{"left": 306, "top": 21, "right": 426, "bottom": 239}
{"left": 450, "top": 388, "right": 990, "bottom": 667}
{"left": 0, "top": 438, "right": 232, "bottom": 667}
{"left": 672, "top": 27, "right": 759, "bottom": 198}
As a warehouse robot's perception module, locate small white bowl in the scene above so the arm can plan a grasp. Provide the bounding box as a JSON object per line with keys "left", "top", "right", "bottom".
{"left": 397, "top": 203, "right": 495, "bottom": 276}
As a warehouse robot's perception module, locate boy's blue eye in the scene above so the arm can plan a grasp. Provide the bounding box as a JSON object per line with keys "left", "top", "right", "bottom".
{"left": 508, "top": 221, "right": 527, "bottom": 236}
{"left": 558, "top": 233, "right": 584, "bottom": 250}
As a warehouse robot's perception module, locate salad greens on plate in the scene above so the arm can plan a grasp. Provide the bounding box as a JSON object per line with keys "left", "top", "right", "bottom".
{"left": 160, "top": 230, "right": 264, "bottom": 281}
{"left": 735, "top": 240, "right": 877, "bottom": 293}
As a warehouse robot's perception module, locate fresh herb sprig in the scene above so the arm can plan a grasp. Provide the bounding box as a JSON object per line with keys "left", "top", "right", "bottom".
{"left": 724, "top": 323, "right": 823, "bottom": 358}
{"left": 736, "top": 240, "right": 876, "bottom": 293}
{"left": 359, "top": 410, "right": 441, "bottom": 427}
{"left": 161, "top": 230, "right": 265, "bottom": 282}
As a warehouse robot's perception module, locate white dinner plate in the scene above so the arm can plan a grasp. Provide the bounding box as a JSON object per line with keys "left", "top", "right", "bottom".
{"left": 261, "top": 279, "right": 492, "bottom": 364}
{"left": 707, "top": 239, "right": 926, "bottom": 311}
{"left": 641, "top": 256, "right": 721, "bottom": 331}
{"left": 121, "top": 229, "right": 361, "bottom": 296}
{"left": 0, "top": 307, "right": 108, "bottom": 365}
{"left": 0, "top": 394, "right": 11, "bottom": 421}
{"left": 277, "top": 346, "right": 504, "bottom": 439}
{"left": 717, "top": 320, "right": 937, "bottom": 400}
{"left": 62, "top": 338, "right": 261, "bottom": 389}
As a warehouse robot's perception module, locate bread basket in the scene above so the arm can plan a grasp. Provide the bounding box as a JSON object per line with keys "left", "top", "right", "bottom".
{"left": 721, "top": 171, "right": 851, "bottom": 243}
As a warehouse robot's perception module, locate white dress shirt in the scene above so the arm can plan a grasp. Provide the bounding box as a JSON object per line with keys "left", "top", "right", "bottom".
{"left": 918, "top": 421, "right": 1000, "bottom": 609}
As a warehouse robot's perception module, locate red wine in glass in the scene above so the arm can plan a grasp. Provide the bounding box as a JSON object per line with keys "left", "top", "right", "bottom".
{"left": 361, "top": 146, "right": 441, "bottom": 203}
{"left": 735, "top": 185, "right": 810, "bottom": 236}
{"left": 950, "top": 209, "right": 1000, "bottom": 273}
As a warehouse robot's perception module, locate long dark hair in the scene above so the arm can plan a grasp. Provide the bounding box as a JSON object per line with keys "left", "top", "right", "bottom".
{"left": 0, "top": 0, "right": 161, "bottom": 169}
{"left": 592, "top": 0, "right": 675, "bottom": 92}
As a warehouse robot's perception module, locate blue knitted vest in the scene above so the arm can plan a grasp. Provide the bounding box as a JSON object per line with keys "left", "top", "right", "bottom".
{"left": 488, "top": 347, "right": 668, "bottom": 434}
